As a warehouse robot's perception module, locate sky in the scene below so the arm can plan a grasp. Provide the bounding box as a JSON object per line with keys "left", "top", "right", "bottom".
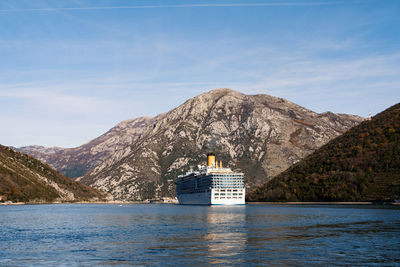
{"left": 0, "top": 0, "right": 399, "bottom": 148}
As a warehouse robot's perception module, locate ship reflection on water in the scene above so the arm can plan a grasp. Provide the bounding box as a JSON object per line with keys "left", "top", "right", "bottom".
{"left": 148, "top": 204, "right": 400, "bottom": 266}
{"left": 203, "top": 206, "right": 247, "bottom": 265}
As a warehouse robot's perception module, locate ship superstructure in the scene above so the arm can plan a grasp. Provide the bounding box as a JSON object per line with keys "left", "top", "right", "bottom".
{"left": 175, "top": 153, "right": 245, "bottom": 205}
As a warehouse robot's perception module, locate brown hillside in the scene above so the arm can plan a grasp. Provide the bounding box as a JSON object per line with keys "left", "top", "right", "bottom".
{"left": 0, "top": 145, "right": 106, "bottom": 203}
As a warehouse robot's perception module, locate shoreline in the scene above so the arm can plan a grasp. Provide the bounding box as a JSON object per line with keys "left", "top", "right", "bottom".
{"left": 0, "top": 200, "right": 180, "bottom": 206}
{"left": 248, "top": 201, "right": 400, "bottom": 205}
{"left": 0, "top": 200, "right": 130, "bottom": 206}
{"left": 1, "top": 201, "right": 399, "bottom": 206}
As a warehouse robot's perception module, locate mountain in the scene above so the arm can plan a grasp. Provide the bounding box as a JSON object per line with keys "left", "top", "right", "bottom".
{"left": 78, "top": 89, "right": 363, "bottom": 200}
{"left": 248, "top": 103, "right": 400, "bottom": 202}
{"left": 0, "top": 145, "right": 106, "bottom": 203}
{"left": 18, "top": 89, "right": 364, "bottom": 201}
{"left": 18, "top": 117, "right": 155, "bottom": 178}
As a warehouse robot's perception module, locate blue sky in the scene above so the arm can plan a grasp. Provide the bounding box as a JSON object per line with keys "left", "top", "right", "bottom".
{"left": 1, "top": 0, "right": 399, "bottom": 148}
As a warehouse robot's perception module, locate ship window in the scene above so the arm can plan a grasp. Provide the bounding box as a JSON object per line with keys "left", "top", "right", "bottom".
{"left": 220, "top": 193, "right": 225, "bottom": 196}
{"left": 220, "top": 197, "right": 225, "bottom": 199}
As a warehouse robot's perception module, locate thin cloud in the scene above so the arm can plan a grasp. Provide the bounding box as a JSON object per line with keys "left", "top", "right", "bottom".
{"left": 0, "top": 1, "right": 357, "bottom": 13}
{"left": 0, "top": 89, "right": 109, "bottom": 115}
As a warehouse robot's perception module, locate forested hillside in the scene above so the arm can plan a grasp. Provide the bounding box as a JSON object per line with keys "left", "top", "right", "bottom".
{"left": 248, "top": 103, "right": 400, "bottom": 202}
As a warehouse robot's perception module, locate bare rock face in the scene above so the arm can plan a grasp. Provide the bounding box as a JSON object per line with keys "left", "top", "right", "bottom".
{"left": 19, "top": 89, "right": 364, "bottom": 200}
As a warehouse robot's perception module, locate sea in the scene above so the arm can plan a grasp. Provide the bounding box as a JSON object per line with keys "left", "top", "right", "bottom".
{"left": 0, "top": 204, "right": 399, "bottom": 266}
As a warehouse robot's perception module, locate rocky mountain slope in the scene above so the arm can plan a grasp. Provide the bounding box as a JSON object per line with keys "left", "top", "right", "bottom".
{"left": 72, "top": 88, "right": 363, "bottom": 200}
{"left": 18, "top": 117, "right": 155, "bottom": 178}
{"left": 248, "top": 102, "right": 400, "bottom": 202}
{"left": 18, "top": 89, "right": 364, "bottom": 201}
{"left": 0, "top": 145, "right": 106, "bottom": 203}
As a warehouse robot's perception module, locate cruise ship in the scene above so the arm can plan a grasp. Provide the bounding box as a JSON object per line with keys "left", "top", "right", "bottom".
{"left": 175, "top": 153, "right": 245, "bottom": 205}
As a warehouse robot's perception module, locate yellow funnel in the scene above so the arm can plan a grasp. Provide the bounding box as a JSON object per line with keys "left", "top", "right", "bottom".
{"left": 207, "top": 153, "right": 215, "bottom": 167}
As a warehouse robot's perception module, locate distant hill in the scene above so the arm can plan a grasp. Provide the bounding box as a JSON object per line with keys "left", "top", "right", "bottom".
{"left": 248, "top": 103, "right": 400, "bottom": 202}
{"left": 18, "top": 89, "right": 364, "bottom": 200}
{"left": 17, "top": 116, "right": 154, "bottom": 178}
{"left": 0, "top": 145, "right": 106, "bottom": 203}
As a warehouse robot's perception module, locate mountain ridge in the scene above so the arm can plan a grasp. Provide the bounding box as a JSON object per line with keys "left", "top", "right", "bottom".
{"left": 18, "top": 116, "right": 156, "bottom": 178}
{"left": 81, "top": 88, "right": 364, "bottom": 200}
{"left": 18, "top": 88, "right": 364, "bottom": 200}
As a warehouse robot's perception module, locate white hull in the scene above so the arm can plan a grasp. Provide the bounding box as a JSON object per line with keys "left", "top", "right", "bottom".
{"left": 177, "top": 189, "right": 245, "bottom": 205}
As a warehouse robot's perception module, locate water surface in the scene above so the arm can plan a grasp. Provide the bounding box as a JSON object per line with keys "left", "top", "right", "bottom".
{"left": 1, "top": 204, "right": 399, "bottom": 266}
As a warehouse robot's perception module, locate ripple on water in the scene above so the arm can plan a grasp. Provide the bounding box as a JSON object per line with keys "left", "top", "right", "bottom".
{"left": 0, "top": 204, "right": 399, "bottom": 266}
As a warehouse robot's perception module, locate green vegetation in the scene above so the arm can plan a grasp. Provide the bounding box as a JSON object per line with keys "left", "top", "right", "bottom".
{"left": 248, "top": 103, "right": 400, "bottom": 202}
{"left": 0, "top": 145, "right": 106, "bottom": 203}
